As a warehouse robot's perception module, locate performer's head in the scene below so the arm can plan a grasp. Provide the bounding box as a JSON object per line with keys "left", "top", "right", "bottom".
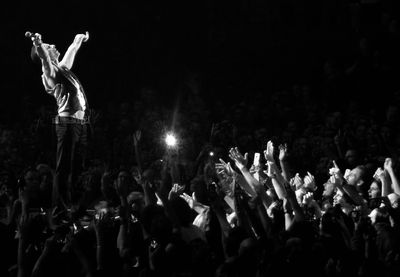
{"left": 31, "top": 43, "right": 60, "bottom": 64}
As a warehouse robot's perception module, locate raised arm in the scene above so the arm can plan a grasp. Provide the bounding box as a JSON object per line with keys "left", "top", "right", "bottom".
{"left": 330, "top": 160, "right": 364, "bottom": 205}
{"left": 227, "top": 148, "right": 258, "bottom": 196}
{"left": 31, "top": 33, "right": 56, "bottom": 84}
{"left": 384, "top": 158, "right": 400, "bottom": 195}
{"left": 132, "top": 130, "right": 143, "bottom": 174}
{"left": 215, "top": 157, "right": 257, "bottom": 197}
{"left": 278, "top": 143, "right": 292, "bottom": 182}
{"left": 59, "top": 32, "right": 89, "bottom": 70}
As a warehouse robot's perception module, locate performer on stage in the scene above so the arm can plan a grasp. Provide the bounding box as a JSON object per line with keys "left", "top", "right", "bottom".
{"left": 30, "top": 31, "right": 90, "bottom": 209}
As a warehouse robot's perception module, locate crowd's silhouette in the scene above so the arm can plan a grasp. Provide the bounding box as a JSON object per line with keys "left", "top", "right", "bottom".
{"left": 2, "top": 1, "right": 400, "bottom": 277}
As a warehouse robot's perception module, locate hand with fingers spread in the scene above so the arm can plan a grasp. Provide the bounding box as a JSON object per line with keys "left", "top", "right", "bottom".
{"left": 228, "top": 147, "right": 248, "bottom": 170}
{"left": 215, "top": 158, "right": 236, "bottom": 178}
{"left": 180, "top": 192, "right": 203, "bottom": 211}
{"left": 264, "top": 140, "right": 275, "bottom": 163}
{"left": 278, "top": 143, "right": 288, "bottom": 161}
{"left": 168, "top": 183, "right": 185, "bottom": 200}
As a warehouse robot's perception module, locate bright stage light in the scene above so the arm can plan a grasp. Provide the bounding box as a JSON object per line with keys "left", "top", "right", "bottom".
{"left": 165, "top": 133, "right": 177, "bottom": 147}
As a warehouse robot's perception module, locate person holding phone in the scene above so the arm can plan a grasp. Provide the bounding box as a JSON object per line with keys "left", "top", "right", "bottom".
{"left": 29, "top": 31, "right": 91, "bottom": 210}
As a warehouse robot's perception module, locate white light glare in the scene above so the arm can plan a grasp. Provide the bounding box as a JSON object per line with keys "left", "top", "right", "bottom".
{"left": 165, "top": 133, "right": 177, "bottom": 147}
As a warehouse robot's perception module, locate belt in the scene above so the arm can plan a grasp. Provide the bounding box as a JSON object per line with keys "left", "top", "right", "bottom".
{"left": 53, "top": 116, "right": 89, "bottom": 125}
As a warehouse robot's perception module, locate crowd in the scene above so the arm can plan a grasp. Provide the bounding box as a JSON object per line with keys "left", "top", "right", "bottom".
{"left": 2, "top": 1, "right": 400, "bottom": 277}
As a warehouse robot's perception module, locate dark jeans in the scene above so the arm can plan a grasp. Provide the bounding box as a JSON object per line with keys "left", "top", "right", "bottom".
{"left": 53, "top": 117, "right": 88, "bottom": 208}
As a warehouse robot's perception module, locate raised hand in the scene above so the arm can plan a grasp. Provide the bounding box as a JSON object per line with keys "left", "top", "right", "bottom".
{"left": 278, "top": 143, "right": 288, "bottom": 161}
{"left": 74, "top": 32, "right": 89, "bottom": 44}
{"left": 83, "top": 31, "right": 89, "bottom": 42}
{"left": 373, "top": 167, "right": 386, "bottom": 181}
{"left": 31, "top": 33, "right": 42, "bottom": 46}
{"left": 228, "top": 147, "right": 248, "bottom": 170}
{"left": 303, "top": 172, "right": 316, "bottom": 191}
{"left": 264, "top": 140, "right": 275, "bottom": 162}
{"left": 180, "top": 192, "right": 200, "bottom": 210}
{"left": 132, "top": 130, "right": 142, "bottom": 147}
{"left": 330, "top": 174, "right": 343, "bottom": 188}
{"left": 343, "top": 169, "right": 351, "bottom": 180}
{"left": 290, "top": 173, "right": 303, "bottom": 190}
{"left": 215, "top": 158, "right": 236, "bottom": 178}
{"left": 329, "top": 160, "right": 343, "bottom": 179}
{"left": 168, "top": 183, "right": 185, "bottom": 200}
{"left": 384, "top": 157, "right": 393, "bottom": 172}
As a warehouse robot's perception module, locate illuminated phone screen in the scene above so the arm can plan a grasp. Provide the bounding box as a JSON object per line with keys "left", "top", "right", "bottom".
{"left": 253, "top": 153, "right": 260, "bottom": 166}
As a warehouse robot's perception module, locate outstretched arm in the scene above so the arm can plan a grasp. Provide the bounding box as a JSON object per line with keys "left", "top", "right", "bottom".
{"left": 59, "top": 32, "right": 89, "bottom": 69}
{"left": 278, "top": 143, "right": 292, "bottom": 182}
{"left": 384, "top": 158, "right": 400, "bottom": 195}
{"left": 31, "top": 33, "right": 56, "bottom": 86}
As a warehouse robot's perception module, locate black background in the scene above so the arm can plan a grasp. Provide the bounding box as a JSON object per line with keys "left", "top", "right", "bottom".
{"left": 2, "top": 0, "right": 400, "bottom": 120}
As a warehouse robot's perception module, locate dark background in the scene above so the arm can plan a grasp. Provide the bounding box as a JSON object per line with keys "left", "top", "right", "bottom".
{"left": 3, "top": 1, "right": 400, "bottom": 120}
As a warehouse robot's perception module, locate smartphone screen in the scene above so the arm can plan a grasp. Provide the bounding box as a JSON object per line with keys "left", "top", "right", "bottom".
{"left": 253, "top": 153, "right": 260, "bottom": 166}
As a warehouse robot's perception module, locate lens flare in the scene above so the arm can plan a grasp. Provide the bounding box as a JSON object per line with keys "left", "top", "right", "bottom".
{"left": 165, "top": 133, "right": 177, "bottom": 147}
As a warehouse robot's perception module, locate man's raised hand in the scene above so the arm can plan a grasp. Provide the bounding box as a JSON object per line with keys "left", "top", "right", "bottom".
{"left": 278, "top": 143, "right": 288, "bottom": 161}
{"left": 228, "top": 147, "right": 248, "bottom": 170}
{"left": 215, "top": 158, "right": 235, "bottom": 177}
{"left": 264, "top": 140, "right": 275, "bottom": 163}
